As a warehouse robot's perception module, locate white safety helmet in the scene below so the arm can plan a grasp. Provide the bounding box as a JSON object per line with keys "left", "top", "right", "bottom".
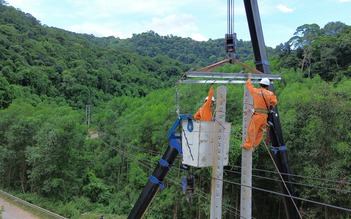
{"left": 205, "top": 96, "right": 215, "bottom": 102}
{"left": 259, "top": 78, "right": 270, "bottom": 86}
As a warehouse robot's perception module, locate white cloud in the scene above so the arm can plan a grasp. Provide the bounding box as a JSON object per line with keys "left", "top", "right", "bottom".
{"left": 67, "top": 23, "right": 128, "bottom": 38}
{"left": 70, "top": 0, "right": 184, "bottom": 18}
{"left": 136, "top": 13, "right": 198, "bottom": 38}
{"left": 190, "top": 33, "right": 207, "bottom": 41}
{"left": 5, "top": 0, "right": 351, "bottom": 45}
{"left": 276, "top": 4, "right": 294, "bottom": 13}
{"left": 65, "top": 13, "right": 203, "bottom": 40}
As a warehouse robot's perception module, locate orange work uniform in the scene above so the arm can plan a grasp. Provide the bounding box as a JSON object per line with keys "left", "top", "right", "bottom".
{"left": 194, "top": 86, "right": 214, "bottom": 121}
{"left": 243, "top": 78, "right": 277, "bottom": 150}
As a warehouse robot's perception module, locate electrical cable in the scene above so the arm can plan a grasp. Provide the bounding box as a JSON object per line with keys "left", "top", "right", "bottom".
{"left": 224, "top": 169, "right": 351, "bottom": 194}
{"left": 229, "top": 165, "right": 351, "bottom": 186}
{"left": 261, "top": 140, "right": 302, "bottom": 218}
{"left": 191, "top": 166, "right": 351, "bottom": 215}
{"left": 98, "top": 136, "right": 351, "bottom": 216}
{"left": 100, "top": 140, "right": 245, "bottom": 218}
{"left": 215, "top": 177, "right": 351, "bottom": 213}
{"left": 165, "top": 174, "right": 246, "bottom": 219}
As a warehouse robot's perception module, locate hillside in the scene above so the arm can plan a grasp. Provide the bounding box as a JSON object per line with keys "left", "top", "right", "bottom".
{"left": 0, "top": 3, "right": 191, "bottom": 109}
{"left": 1, "top": 2, "right": 351, "bottom": 219}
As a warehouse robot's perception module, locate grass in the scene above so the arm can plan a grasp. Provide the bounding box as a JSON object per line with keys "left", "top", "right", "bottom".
{"left": 79, "top": 212, "right": 127, "bottom": 219}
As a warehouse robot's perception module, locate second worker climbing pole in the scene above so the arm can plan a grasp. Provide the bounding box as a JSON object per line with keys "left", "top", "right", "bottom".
{"left": 243, "top": 0, "right": 299, "bottom": 218}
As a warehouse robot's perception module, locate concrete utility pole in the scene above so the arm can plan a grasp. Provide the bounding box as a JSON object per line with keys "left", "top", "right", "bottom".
{"left": 210, "top": 86, "right": 227, "bottom": 219}
{"left": 240, "top": 85, "right": 253, "bottom": 218}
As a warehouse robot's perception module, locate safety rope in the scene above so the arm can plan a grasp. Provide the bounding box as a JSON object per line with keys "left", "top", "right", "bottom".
{"left": 262, "top": 140, "right": 303, "bottom": 219}
{"left": 175, "top": 82, "right": 180, "bottom": 117}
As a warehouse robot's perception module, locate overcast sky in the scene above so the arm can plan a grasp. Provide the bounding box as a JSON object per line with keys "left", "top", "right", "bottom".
{"left": 5, "top": 0, "right": 351, "bottom": 47}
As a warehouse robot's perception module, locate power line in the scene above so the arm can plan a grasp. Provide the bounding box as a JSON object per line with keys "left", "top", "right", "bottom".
{"left": 229, "top": 165, "right": 351, "bottom": 186}
{"left": 215, "top": 177, "right": 351, "bottom": 213}
{"left": 98, "top": 138, "right": 351, "bottom": 215}
{"left": 165, "top": 174, "right": 247, "bottom": 219}
{"left": 225, "top": 169, "right": 351, "bottom": 194}
{"left": 99, "top": 139, "right": 246, "bottom": 217}
{"left": 190, "top": 167, "right": 351, "bottom": 215}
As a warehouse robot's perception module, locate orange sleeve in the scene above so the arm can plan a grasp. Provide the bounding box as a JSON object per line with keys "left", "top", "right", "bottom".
{"left": 246, "top": 78, "right": 254, "bottom": 95}
{"left": 194, "top": 109, "right": 201, "bottom": 120}
{"left": 204, "top": 86, "right": 214, "bottom": 108}
{"left": 194, "top": 86, "right": 214, "bottom": 121}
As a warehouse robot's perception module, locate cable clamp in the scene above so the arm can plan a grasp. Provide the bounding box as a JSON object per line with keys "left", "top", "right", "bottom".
{"left": 149, "top": 175, "right": 165, "bottom": 190}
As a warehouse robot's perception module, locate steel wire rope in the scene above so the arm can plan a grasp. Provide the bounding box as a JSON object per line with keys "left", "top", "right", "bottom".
{"left": 103, "top": 137, "right": 289, "bottom": 218}
{"left": 99, "top": 134, "right": 351, "bottom": 215}
{"left": 97, "top": 127, "right": 351, "bottom": 217}
{"left": 165, "top": 174, "right": 245, "bottom": 219}
{"left": 183, "top": 163, "right": 351, "bottom": 214}
{"left": 194, "top": 167, "right": 351, "bottom": 215}
{"left": 212, "top": 176, "right": 351, "bottom": 213}
{"left": 167, "top": 166, "right": 251, "bottom": 219}
{"left": 100, "top": 140, "right": 157, "bottom": 170}
{"left": 224, "top": 169, "right": 351, "bottom": 194}
{"left": 261, "top": 140, "right": 302, "bottom": 218}
{"left": 229, "top": 164, "right": 351, "bottom": 186}
{"left": 100, "top": 138, "right": 193, "bottom": 179}
{"left": 101, "top": 138, "right": 258, "bottom": 218}
{"left": 105, "top": 129, "right": 173, "bottom": 152}
{"left": 227, "top": 0, "right": 235, "bottom": 35}
{"left": 111, "top": 151, "right": 243, "bottom": 219}
{"left": 97, "top": 112, "right": 243, "bottom": 217}
{"left": 103, "top": 136, "right": 164, "bottom": 156}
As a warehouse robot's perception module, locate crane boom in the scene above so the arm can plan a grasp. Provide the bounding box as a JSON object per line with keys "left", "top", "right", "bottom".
{"left": 243, "top": 0, "right": 299, "bottom": 218}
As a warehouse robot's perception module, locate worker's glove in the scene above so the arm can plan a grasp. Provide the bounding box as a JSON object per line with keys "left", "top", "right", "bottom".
{"left": 247, "top": 73, "right": 252, "bottom": 79}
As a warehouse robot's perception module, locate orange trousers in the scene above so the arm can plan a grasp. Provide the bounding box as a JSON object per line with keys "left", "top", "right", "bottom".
{"left": 243, "top": 113, "right": 268, "bottom": 150}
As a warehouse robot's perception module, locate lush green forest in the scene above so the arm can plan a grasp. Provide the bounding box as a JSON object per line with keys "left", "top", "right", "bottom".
{"left": 1, "top": 1, "right": 351, "bottom": 219}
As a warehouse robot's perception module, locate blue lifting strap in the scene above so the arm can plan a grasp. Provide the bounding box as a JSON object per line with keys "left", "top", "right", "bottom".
{"left": 271, "top": 145, "right": 287, "bottom": 154}
{"left": 149, "top": 175, "right": 165, "bottom": 190}
{"left": 181, "top": 177, "right": 187, "bottom": 193}
{"left": 170, "top": 138, "right": 182, "bottom": 155}
{"left": 159, "top": 158, "right": 170, "bottom": 167}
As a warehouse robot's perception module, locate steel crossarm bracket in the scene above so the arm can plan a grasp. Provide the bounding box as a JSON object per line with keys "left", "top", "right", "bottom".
{"left": 179, "top": 72, "right": 281, "bottom": 84}
{"left": 180, "top": 80, "right": 259, "bottom": 84}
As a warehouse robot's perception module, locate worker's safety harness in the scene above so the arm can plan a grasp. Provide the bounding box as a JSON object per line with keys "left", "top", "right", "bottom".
{"left": 253, "top": 89, "right": 270, "bottom": 114}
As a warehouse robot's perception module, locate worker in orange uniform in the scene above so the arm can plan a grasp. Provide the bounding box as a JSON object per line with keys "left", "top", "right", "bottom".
{"left": 194, "top": 84, "right": 215, "bottom": 121}
{"left": 242, "top": 73, "right": 277, "bottom": 150}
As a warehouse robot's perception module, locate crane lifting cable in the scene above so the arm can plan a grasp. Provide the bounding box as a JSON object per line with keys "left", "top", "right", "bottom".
{"left": 226, "top": 0, "right": 236, "bottom": 58}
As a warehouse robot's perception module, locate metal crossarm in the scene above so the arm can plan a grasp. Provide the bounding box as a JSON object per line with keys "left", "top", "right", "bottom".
{"left": 179, "top": 72, "right": 281, "bottom": 84}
